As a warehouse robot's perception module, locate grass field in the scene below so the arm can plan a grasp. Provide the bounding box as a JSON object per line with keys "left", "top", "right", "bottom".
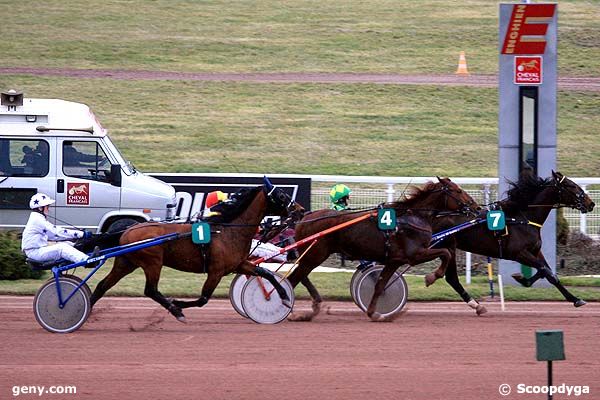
{"left": 1, "top": 1, "right": 599, "bottom": 176}
{"left": 1, "top": 76, "right": 599, "bottom": 177}
{"left": 2, "top": 266, "right": 599, "bottom": 303}
{"left": 1, "top": 1, "right": 598, "bottom": 76}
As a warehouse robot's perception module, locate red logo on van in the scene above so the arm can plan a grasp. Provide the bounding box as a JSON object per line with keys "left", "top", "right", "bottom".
{"left": 67, "top": 183, "right": 90, "bottom": 205}
{"left": 514, "top": 56, "right": 543, "bottom": 85}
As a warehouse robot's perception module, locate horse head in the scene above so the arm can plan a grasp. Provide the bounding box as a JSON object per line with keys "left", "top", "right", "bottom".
{"left": 263, "top": 176, "right": 305, "bottom": 222}
{"left": 434, "top": 177, "right": 480, "bottom": 216}
{"left": 552, "top": 171, "right": 595, "bottom": 213}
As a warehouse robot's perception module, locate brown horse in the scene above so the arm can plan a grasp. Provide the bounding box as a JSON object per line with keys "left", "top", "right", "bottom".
{"left": 287, "top": 177, "right": 479, "bottom": 321}
{"left": 89, "top": 179, "right": 304, "bottom": 322}
{"left": 428, "top": 171, "right": 595, "bottom": 314}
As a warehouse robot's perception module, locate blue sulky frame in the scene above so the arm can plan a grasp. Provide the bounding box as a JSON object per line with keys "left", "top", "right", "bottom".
{"left": 429, "top": 218, "right": 487, "bottom": 248}
{"left": 50, "top": 232, "right": 189, "bottom": 309}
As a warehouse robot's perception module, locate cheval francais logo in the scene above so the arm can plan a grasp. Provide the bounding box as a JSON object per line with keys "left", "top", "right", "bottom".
{"left": 67, "top": 182, "right": 90, "bottom": 205}
{"left": 514, "top": 56, "right": 543, "bottom": 85}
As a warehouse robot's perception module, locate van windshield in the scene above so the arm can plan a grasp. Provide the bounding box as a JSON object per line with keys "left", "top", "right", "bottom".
{"left": 103, "top": 137, "right": 135, "bottom": 175}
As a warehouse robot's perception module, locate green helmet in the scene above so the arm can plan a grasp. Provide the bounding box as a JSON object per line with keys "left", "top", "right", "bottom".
{"left": 330, "top": 184, "right": 351, "bottom": 204}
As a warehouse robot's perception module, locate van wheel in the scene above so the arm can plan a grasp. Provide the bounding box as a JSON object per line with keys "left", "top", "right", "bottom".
{"left": 105, "top": 218, "right": 141, "bottom": 233}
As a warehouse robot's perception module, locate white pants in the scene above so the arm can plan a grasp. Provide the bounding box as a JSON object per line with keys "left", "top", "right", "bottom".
{"left": 25, "top": 242, "right": 88, "bottom": 264}
{"left": 250, "top": 240, "right": 287, "bottom": 262}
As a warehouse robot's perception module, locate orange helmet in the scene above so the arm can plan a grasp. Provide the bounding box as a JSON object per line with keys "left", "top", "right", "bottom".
{"left": 205, "top": 191, "right": 228, "bottom": 209}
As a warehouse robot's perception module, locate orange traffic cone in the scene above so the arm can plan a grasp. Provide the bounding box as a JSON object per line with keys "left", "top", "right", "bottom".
{"left": 456, "top": 51, "right": 469, "bottom": 75}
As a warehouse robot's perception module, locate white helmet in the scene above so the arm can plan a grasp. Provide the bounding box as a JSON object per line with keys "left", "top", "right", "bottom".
{"left": 29, "top": 193, "right": 55, "bottom": 209}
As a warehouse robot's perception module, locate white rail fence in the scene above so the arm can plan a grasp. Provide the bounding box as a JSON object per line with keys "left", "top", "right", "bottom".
{"left": 307, "top": 175, "right": 600, "bottom": 240}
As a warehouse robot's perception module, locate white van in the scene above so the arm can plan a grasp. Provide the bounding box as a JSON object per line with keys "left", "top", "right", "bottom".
{"left": 0, "top": 90, "right": 177, "bottom": 232}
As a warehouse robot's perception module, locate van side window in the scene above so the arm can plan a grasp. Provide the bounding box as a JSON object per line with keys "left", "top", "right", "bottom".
{"left": 62, "top": 141, "right": 110, "bottom": 182}
{"left": 0, "top": 139, "right": 49, "bottom": 177}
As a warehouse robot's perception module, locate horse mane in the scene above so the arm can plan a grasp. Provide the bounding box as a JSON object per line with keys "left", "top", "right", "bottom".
{"left": 500, "top": 174, "right": 553, "bottom": 212}
{"left": 205, "top": 186, "right": 262, "bottom": 223}
{"left": 388, "top": 181, "right": 440, "bottom": 209}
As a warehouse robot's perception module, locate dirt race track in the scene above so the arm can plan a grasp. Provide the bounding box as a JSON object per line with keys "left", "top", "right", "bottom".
{"left": 1, "top": 297, "right": 599, "bottom": 400}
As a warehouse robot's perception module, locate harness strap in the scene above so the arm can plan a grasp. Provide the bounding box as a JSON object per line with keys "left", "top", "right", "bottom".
{"left": 497, "top": 238, "right": 503, "bottom": 258}
{"left": 194, "top": 242, "right": 210, "bottom": 273}
{"left": 382, "top": 229, "right": 391, "bottom": 264}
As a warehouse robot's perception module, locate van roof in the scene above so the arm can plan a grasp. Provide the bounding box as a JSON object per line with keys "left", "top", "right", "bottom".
{"left": 0, "top": 97, "right": 107, "bottom": 137}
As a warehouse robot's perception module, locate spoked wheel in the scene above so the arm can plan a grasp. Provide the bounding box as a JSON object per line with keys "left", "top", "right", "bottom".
{"left": 229, "top": 274, "right": 249, "bottom": 318}
{"left": 241, "top": 273, "right": 294, "bottom": 324}
{"left": 354, "top": 264, "right": 408, "bottom": 318}
{"left": 33, "top": 276, "right": 91, "bottom": 333}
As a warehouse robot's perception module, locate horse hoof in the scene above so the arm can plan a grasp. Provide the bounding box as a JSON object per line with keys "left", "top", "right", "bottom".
{"left": 511, "top": 273, "right": 532, "bottom": 287}
{"left": 574, "top": 299, "right": 587, "bottom": 308}
{"left": 176, "top": 315, "right": 187, "bottom": 323}
{"left": 312, "top": 301, "right": 322, "bottom": 317}
{"left": 424, "top": 274, "right": 436, "bottom": 287}
{"left": 476, "top": 305, "right": 488, "bottom": 316}
{"left": 369, "top": 312, "right": 383, "bottom": 322}
{"left": 288, "top": 311, "right": 313, "bottom": 322}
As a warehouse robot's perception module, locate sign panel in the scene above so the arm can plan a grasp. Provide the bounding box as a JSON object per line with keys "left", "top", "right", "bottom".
{"left": 377, "top": 208, "right": 397, "bottom": 230}
{"left": 536, "top": 330, "right": 565, "bottom": 361}
{"left": 501, "top": 3, "right": 556, "bottom": 54}
{"left": 499, "top": 2, "right": 558, "bottom": 284}
{"left": 486, "top": 210, "right": 506, "bottom": 231}
{"left": 150, "top": 174, "right": 311, "bottom": 221}
{"left": 192, "top": 222, "right": 211, "bottom": 244}
{"left": 514, "top": 56, "right": 543, "bottom": 85}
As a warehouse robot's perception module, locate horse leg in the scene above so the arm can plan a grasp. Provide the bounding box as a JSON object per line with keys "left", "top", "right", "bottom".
{"left": 287, "top": 277, "right": 323, "bottom": 322}
{"left": 254, "top": 266, "right": 292, "bottom": 308}
{"left": 172, "top": 272, "right": 224, "bottom": 310}
{"left": 286, "top": 258, "right": 326, "bottom": 321}
{"left": 366, "top": 264, "right": 400, "bottom": 322}
{"left": 512, "top": 251, "right": 547, "bottom": 287}
{"left": 90, "top": 256, "right": 137, "bottom": 306}
{"left": 541, "top": 269, "right": 586, "bottom": 307}
{"left": 233, "top": 261, "right": 292, "bottom": 308}
{"left": 442, "top": 250, "right": 487, "bottom": 316}
{"left": 301, "top": 276, "right": 323, "bottom": 307}
{"left": 419, "top": 248, "right": 452, "bottom": 287}
{"left": 536, "top": 253, "right": 586, "bottom": 307}
{"left": 141, "top": 265, "right": 186, "bottom": 323}
{"left": 517, "top": 252, "right": 585, "bottom": 307}
{"left": 512, "top": 270, "right": 542, "bottom": 288}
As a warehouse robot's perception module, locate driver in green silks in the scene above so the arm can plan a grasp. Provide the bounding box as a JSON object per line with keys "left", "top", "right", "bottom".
{"left": 329, "top": 183, "right": 373, "bottom": 271}
{"left": 329, "top": 183, "right": 351, "bottom": 211}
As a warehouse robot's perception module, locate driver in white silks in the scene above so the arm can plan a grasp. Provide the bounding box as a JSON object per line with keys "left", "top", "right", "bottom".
{"left": 21, "top": 193, "right": 97, "bottom": 264}
{"left": 204, "top": 190, "right": 288, "bottom": 263}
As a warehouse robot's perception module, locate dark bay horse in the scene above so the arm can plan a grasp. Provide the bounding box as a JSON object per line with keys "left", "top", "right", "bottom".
{"left": 287, "top": 177, "right": 479, "bottom": 321}
{"left": 428, "top": 171, "right": 595, "bottom": 314}
{"left": 89, "top": 179, "right": 304, "bottom": 322}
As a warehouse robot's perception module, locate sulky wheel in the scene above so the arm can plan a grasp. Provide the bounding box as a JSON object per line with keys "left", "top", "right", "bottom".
{"left": 240, "top": 273, "right": 294, "bottom": 324}
{"left": 354, "top": 264, "right": 408, "bottom": 318}
{"left": 33, "top": 276, "right": 91, "bottom": 333}
{"left": 349, "top": 264, "right": 371, "bottom": 307}
{"left": 228, "top": 274, "right": 249, "bottom": 318}
{"left": 62, "top": 274, "right": 92, "bottom": 299}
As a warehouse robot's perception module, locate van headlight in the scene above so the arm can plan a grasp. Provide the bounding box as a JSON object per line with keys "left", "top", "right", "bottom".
{"left": 166, "top": 203, "right": 177, "bottom": 220}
